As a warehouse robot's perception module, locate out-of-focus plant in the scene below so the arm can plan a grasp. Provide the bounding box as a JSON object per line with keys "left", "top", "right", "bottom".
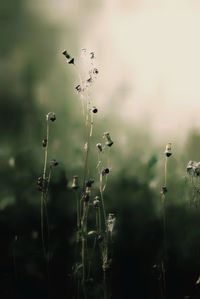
{"left": 62, "top": 48, "right": 115, "bottom": 298}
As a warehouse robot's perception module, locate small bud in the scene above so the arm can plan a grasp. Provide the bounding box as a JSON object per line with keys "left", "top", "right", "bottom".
{"left": 85, "top": 179, "right": 94, "bottom": 188}
{"left": 42, "top": 139, "right": 47, "bottom": 147}
{"left": 96, "top": 143, "right": 103, "bottom": 152}
{"left": 165, "top": 143, "right": 172, "bottom": 157}
{"left": 75, "top": 84, "right": 82, "bottom": 93}
{"left": 91, "top": 106, "right": 98, "bottom": 113}
{"left": 104, "top": 132, "right": 114, "bottom": 147}
{"left": 46, "top": 112, "right": 56, "bottom": 122}
{"left": 107, "top": 213, "right": 116, "bottom": 233}
{"left": 102, "top": 168, "right": 110, "bottom": 176}
{"left": 72, "top": 175, "right": 79, "bottom": 190}
{"left": 93, "top": 196, "right": 100, "bottom": 208}
{"left": 161, "top": 185, "right": 167, "bottom": 195}
{"left": 50, "top": 159, "right": 59, "bottom": 167}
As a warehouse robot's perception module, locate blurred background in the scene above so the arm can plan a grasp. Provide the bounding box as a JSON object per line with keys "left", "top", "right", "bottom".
{"left": 1, "top": 0, "right": 200, "bottom": 298}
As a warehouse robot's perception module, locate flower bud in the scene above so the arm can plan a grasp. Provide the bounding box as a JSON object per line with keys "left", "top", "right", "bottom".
{"left": 46, "top": 112, "right": 56, "bottom": 122}
{"left": 72, "top": 175, "right": 79, "bottom": 190}
{"left": 104, "top": 132, "right": 114, "bottom": 147}
{"left": 165, "top": 143, "right": 172, "bottom": 157}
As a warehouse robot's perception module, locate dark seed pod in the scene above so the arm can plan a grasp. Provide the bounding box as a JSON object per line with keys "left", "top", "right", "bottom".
{"left": 96, "top": 143, "right": 103, "bottom": 152}
{"left": 75, "top": 84, "right": 82, "bottom": 93}
{"left": 102, "top": 168, "right": 110, "bottom": 176}
{"left": 104, "top": 132, "right": 114, "bottom": 147}
{"left": 46, "top": 112, "right": 56, "bottom": 122}
{"left": 165, "top": 143, "right": 172, "bottom": 157}
{"left": 91, "top": 106, "right": 98, "bottom": 113}
{"left": 85, "top": 179, "right": 94, "bottom": 188}
{"left": 93, "top": 68, "right": 99, "bottom": 75}
{"left": 42, "top": 139, "right": 47, "bottom": 147}
{"left": 161, "top": 185, "right": 167, "bottom": 195}
{"left": 62, "top": 50, "right": 71, "bottom": 59}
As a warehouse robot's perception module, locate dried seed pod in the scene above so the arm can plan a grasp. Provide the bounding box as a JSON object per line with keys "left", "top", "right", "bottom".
{"left": 102, "top": 168, "right": 110, "bottom": 176}
{"left": 93, "top": 68, "right": 99, "bottom": 75}
{"left": 46, "top": 112, "right": 56, "bottom": 122}
{"left": 62, "top": 50, "right": 74, "bottom": 64}
{"left": 161, "top": 185, "right": 167, "bottom": 195}
{"left": 165, "top": 143, "right": 172, "bottom": 157}
{"left": 75, "top": 84, "right": 82, "bottom": 93}
{"left": 91, "top": 106, "right": 98, "bottom": 113}
{"left": 72, "top": 175, "right": 79, "bottom": 190}
{"left": 96, "top": 143, "right": 103, "bottom": 152}
{"left": 104, "top": 132, "right": 114, "bottom": 147}
{"left": 50, "top": 159, "right": 59, "bottom": 167}
{"left": 42, "top": 138, "right": 47, "bottom": 147}
{"left": 93, "top": 196, "right": 100, "bottom": 208}
{"left": 85, "top": 179, "right": 94, "bottom": 188}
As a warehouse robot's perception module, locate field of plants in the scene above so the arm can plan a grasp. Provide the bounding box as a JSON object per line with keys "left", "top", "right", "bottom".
{"left": 2, "top": 1, "right": 200, "bottom": 299}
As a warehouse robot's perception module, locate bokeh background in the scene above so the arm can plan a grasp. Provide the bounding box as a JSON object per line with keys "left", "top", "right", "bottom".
{"left": 1, "top": 0, "right": 200, "bottom": 298}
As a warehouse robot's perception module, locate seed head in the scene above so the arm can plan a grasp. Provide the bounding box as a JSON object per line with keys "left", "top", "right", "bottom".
{"left": 72, "top": 175, "right": 79, "bottom": 190}
{"left": 104, "top": 132, "right": 114, "bottom": 147}
{"left": 42, "top": 138, "right": 47, "bottom": 147}
{"left": 75, "top": 84, "right": 82, "bottom": 93}
{"left": 46, "top": 112, "right": 56, "bottom": 122}
{"left": 102, "top": 168, "right": 110, "bottom": 176}
{"left": 62, "top": 50, "right": 74, "bottom": 64}
{"left": 161, "top": 185, "right": 167, "bottom": 195}
{"left": 91, "top": 106, "right": 98, "bottom": 114}
{"left": 93, "top": 196, "right": 100, "bottom": 208}
{"left": 85, "top": 179, "right": 95, "bottom": 188}
{"left": 165, "top": 143, "right": 172, "bottom": 157}
{"left": 96, "top": 143, "right": 103, "bottom": 152}
{"left": 50, "top": 159, "right": 59, "bottom": 167}
{"left": 93, "top": 68, "right": 99, "bottom": 75}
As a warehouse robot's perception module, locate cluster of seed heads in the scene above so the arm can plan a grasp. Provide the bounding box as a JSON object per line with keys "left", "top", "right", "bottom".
{"left": 187, "top": 161, "right": 200, "bottom": 177}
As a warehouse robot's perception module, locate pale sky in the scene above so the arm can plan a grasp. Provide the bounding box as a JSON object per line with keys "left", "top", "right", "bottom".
{"left": 42, "top": 0, "right": 200, "bottom": 143}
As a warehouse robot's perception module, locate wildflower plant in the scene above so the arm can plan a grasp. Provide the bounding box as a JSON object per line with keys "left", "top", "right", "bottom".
{"left": 63, "top": 48, "right": 115, "bottom": 298}
{"left": 38, "top": 112, "right": 58, "bottom": 261}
